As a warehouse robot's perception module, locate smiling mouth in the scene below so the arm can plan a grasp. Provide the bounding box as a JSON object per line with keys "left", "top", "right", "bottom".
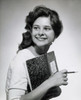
{"left": 35, "top": 36, "right": 47, "bottom": 41}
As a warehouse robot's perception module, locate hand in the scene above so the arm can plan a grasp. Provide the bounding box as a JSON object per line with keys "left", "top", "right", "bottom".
{"left": 48, "top": 69, "right": 68, "bottom": 87}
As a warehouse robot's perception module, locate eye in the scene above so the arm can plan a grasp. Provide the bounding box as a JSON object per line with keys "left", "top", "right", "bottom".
{"left": 33, "top": 26, "right": 39, "bottom": 30}
{"left": 44, "top": 27, "right": 51, "bottom": 31}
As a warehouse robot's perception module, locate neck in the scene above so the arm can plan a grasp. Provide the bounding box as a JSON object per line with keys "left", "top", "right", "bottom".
{"left": 34, "top": 45, "right": 50, "bottom": 55}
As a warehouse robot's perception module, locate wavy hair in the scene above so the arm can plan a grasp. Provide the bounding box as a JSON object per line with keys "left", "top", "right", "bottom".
{"left": 18, "top": 5, "right": 63, "bottom": 51}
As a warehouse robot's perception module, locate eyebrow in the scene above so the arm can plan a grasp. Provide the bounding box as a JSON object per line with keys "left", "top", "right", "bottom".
{"left": 33, "top": 25, "right": 39, "bottom": 27}
{"left": 44, "top": 26, "right": 51, "bottom": 28}
{"left": 33, "top": 25, "right": 52, "bottom": 27}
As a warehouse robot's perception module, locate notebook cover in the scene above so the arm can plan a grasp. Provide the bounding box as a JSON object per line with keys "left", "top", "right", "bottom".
{"left": 26, "top": 51, "right": 58, "bottom": 90}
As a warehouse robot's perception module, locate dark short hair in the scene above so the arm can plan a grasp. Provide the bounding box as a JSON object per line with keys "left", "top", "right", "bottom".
{"left": 18, "top": 5, "right": 63, "bottom": 50}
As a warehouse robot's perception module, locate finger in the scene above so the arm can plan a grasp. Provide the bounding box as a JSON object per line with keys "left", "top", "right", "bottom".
{"left": 63, "top": 77, "right": 68, "bottom": 81}
{"left": 61, "top": 69, "right": 68, "bottom": 73}
{"left": 63, "top": 73, "right": 67, "bottom": 77}
{"left": 63, "top": 81, "right": 68, "bottom": 85}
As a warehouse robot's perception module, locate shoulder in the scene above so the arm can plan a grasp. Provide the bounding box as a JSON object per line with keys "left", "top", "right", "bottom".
{"left": 10, "top": 48, "right": 35, "bottom": 69}
{"left": 13, "top": 48, "right": 34, "bottom": 62}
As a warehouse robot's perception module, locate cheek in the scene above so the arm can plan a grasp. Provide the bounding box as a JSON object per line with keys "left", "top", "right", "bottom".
{"left": 31, "top": 32, "right": 36, "bottom": 41}
{"left": 48, "top": 32, "right": 55, "bottom": 41}
{"left": 31, "top": 30, "right": 35, "bottom": 38}
{"left": 32, "top": 29, "right": 38, "bottom": 34}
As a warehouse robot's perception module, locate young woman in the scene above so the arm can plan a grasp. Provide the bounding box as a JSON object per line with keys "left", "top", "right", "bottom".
{"left": 6, "top": 5, "right": 68, "bottom": 100}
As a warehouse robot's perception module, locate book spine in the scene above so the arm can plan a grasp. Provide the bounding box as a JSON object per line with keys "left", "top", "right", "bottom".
{"left": 54, "top": 52, "right": 59, "bottom": 72}
{"left": 26, "top": 63, "right": 32, "bottom": 91}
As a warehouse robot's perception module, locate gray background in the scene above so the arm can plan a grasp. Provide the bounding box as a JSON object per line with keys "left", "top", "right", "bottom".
{"left": 0, "top": 0, "right": 81, "bottom": 100}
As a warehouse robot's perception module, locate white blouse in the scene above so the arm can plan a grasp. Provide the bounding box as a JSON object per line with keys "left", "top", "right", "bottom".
{"left": 6, "top": 48, "right": 36, "bottom": 100}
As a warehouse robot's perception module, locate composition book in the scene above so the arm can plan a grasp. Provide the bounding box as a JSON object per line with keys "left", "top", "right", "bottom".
{"left": 26, "top": 51, "right": 61, "bottom": 99}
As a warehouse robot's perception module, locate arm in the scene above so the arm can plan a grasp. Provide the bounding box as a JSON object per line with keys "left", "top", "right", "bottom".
{"left": 6, "top": 68, "right": 68, "bottom": 100}
{"left": 20, "top": 80, "right": 50, "bottom": 100}
{"left": 20, "top": 69, "right": 68, "bottom": 100}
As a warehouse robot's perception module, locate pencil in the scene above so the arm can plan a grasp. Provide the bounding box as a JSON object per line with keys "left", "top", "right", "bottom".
{"left": 65, "top": 71, "right": 77, "bottom": 74}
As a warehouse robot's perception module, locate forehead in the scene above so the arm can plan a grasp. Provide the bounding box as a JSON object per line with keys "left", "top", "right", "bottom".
{"left": 33, "top": 16, "right": 51, "bottom": 26}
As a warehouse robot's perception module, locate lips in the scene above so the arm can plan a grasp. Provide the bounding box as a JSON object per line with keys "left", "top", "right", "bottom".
{"left": 35, "top": 35, "right": 47, "bottom": 41}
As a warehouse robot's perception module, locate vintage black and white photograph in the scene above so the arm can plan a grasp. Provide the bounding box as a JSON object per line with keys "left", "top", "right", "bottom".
{"left": 0, "top": 0, "right": 81, "bottom": 100}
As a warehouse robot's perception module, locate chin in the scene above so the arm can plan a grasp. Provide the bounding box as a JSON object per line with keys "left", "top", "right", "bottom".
{"left": 36, "top": 43, "right": 50, "bottom": 47}
{"left": 36, "top": 44, "right": 46, "bottom": 47}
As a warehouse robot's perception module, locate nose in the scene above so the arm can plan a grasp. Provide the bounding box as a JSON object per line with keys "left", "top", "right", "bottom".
{"left": 39, "top": 29, "right": 44, "bottom": 36}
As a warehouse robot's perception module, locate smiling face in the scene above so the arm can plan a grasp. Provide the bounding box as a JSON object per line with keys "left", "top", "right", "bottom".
{"left": 31, "top": 16, "right": 55, "bottom": 47}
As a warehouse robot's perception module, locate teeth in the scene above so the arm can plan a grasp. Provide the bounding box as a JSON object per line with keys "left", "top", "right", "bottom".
{"left": 35, "top": 36, "right": 47, "bottom": 39}
{"left": 35, "top": 36, "right": 47, "bottom": 41}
